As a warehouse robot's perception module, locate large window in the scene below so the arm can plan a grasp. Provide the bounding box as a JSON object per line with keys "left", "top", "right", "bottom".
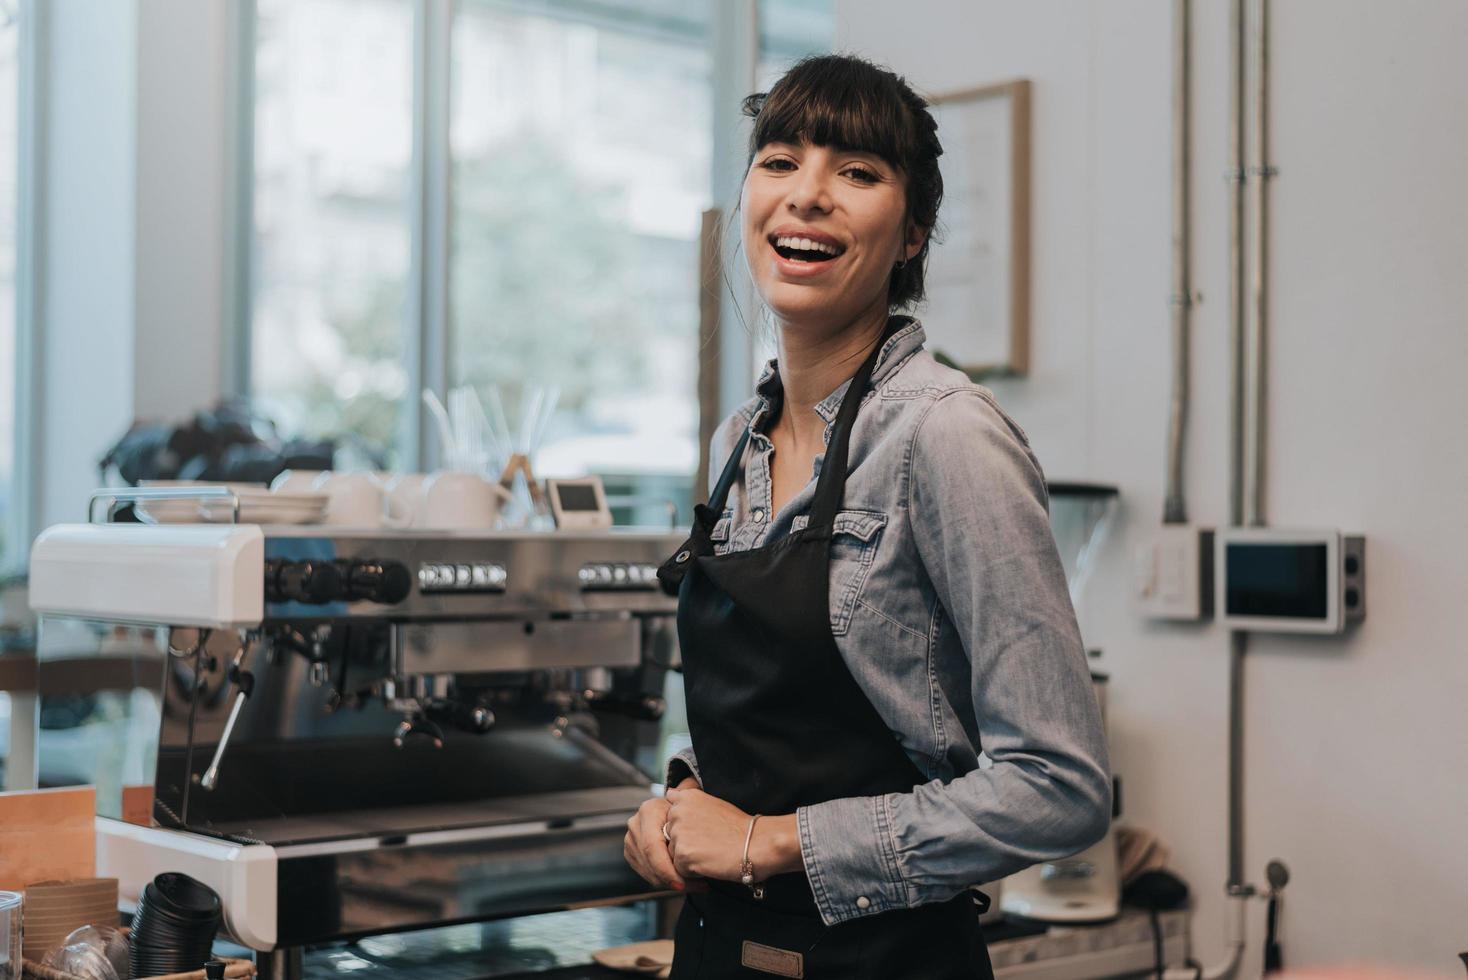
{"left": 250, "top": 0, "right": 415, "bottom": 466}
{"left": 244, "top": 0, "right": 831, "bottom": 521}
{"left": 450, "top": 2, "right": 712, "bottom": 523}
{"left": 757, "top": 0, "right": 833, "bottom": 87}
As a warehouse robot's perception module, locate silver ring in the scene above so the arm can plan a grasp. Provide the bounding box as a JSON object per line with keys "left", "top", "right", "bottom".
{"left": 662, "top": 821, "right": 671, "bottom": 843}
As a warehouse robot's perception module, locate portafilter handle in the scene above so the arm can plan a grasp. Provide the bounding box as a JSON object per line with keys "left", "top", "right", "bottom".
{"left": 583, "top": 690, "right": 666, "bottom": 722}
{"left": 393, "top": 714, "right": 446, "bottom": 749}
{"left": 201, "top": 665, "right": 255, "bottom": 792}
{"left": 425, "top": 698, "right": 497, "bottom": 735}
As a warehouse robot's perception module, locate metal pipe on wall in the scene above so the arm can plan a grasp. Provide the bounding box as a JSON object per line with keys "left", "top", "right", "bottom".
{"left": 1245, "top": 0, "right": 1273, "bottom": 528}
{"left": 1227, "top": 0, "right": 1248, "bottom": 532}
{"left": 1209, "top": 3, "right": 1276, "bottom": 970}
{"left": 1227, "top": 0, "right": 1251, "bottom": 894}
{"left": 1159, "top": 1, "right": 1255, "bottom": 976}
{"left": 1163, "top": 0, "right": 1193, "bottom": 526}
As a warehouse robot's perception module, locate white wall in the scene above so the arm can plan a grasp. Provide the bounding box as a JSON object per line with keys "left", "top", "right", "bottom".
{"left": 837, "top": 0, "right": 1468, "bottom": 974}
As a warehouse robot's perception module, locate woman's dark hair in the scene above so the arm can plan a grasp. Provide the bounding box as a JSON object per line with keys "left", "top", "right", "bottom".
{"left": 742, "top": 54, "right": 943, "bottom": 310}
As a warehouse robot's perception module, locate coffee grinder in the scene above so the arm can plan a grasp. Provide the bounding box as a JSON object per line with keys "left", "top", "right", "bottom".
{"left": 1000, "top": 482, "right": 1122, "bottom": 923}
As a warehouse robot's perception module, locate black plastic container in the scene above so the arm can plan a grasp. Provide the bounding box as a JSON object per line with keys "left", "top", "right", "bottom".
{"left": 128, "top": 873, "right": 222, "bottom": 979}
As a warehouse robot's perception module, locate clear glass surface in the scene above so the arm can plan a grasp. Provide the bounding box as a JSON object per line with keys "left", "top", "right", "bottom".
{"left": 757, "top": 0, "right": 834, "bottom": 88}
{"left": 250, "top": 0, "right": 415, "bottom": 466}
{"left": 0, "top": 889, "right": 19, "bottom": 980}
{"left": 34, "top": 621, "right": 163, "bottom": 820}
{"left": 1048, "top": 493, "right": 1119, "bottom": 608}
{"left": 449, "top": 0, "right": 712, "bottom": 526}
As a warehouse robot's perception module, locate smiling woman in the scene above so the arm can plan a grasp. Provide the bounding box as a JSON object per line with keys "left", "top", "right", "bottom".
{"left": 626, "top": 55, "right": 1111, "bottom": 980}
{"left": 742, "top": 56, "right": 942, "bottom": 314}
{"left": 742, "top": 140, "right": 918, "bottom": 361}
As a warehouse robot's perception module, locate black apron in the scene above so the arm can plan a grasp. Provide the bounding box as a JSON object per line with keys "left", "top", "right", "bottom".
{"left": 657, "top": 325, "right": 993, "bottom": 979}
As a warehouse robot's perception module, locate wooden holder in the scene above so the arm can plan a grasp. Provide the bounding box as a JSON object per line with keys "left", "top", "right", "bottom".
{"left": 21, "top": 956, "right": 256, "bottom": 980}
{"left": 22, "top": 956, "right": 255, "bottom": 979}
{"left": 21, "top": 929, "right": 256, "bottom": 980}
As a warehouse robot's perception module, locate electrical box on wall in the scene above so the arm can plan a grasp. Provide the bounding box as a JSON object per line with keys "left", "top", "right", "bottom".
{"left": 1134, "top": 525, "right": 1214, "bottom": 621}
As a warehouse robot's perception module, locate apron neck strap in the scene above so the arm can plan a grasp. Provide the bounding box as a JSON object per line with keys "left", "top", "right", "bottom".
{"left": 703, "top": 427, "right": 752, "bottom": 520}
{"left": 699, "top": 316, "right": 901, "bottom": 531}
{"left": 807, "top": 318, "right": 896, "bottom": 530}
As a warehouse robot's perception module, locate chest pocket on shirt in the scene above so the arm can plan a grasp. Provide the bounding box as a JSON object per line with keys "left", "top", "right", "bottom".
{"left": 826, "top": 509, "right": 888, "bottom": 635}
{"left": 710, "top": 512, "right": 734, "bottom": 556}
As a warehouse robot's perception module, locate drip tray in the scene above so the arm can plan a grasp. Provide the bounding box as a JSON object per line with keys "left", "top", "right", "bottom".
{"left": 205, "top": 785, "right": 651, "bottom": 847}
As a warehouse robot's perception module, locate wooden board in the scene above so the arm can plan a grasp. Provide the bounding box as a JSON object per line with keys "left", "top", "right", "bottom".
{"left": 120, "top": 784, "right": 154, "bottom": 826}
{"left": 0, "top": 786, "right": 96, "bottom": 891}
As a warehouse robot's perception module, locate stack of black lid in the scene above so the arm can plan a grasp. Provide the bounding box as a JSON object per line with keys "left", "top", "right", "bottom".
{"left": 128, "top": 873, "right": 222, "bottom": 979}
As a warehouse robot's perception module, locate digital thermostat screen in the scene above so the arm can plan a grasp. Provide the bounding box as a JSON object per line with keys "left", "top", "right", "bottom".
{"left": 556, "top": 484, "right": 601, "bottom": 512}
{"left": 1225, "top": 543, "right": 1328, "bottom": 619}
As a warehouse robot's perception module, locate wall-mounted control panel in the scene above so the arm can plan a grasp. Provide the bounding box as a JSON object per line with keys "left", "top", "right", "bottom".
{"left": 1217, "top": 528, "right": 1365, "bottom": 634}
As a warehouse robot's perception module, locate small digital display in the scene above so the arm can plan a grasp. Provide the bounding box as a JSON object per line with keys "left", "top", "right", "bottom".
{"left": 1226, "top": 543, "right": 1329, "bottom": 619}
{"left": 556, "top": 483, "right": 601, "bottom": 512}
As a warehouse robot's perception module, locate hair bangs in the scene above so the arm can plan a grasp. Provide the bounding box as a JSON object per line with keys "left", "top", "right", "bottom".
{"left": 744, "top": 60, "right": 918, "bottom": 172}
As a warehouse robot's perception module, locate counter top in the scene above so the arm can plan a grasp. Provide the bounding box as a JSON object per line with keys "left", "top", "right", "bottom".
{"left": 287, "top": 905, "right": 1189, "bottom": 980}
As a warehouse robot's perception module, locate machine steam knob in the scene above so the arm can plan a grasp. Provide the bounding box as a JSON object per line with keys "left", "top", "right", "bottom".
{"left": 585, "top": 691, "right": 667, "bottom": 722}
{"left": 267, "top": 559, "right": 345, "bottom": 605}
{"left": 345, "top": 559, "right": 413, "bottom": 604}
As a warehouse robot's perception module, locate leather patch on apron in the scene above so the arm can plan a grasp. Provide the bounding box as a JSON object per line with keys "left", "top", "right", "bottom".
{"left": 740, "top": 940, "right": 805, "bottom": 978}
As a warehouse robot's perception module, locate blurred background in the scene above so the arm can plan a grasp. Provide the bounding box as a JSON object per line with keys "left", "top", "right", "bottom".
{"left": 0, "top": 1, "right": 1465, "bottom": 977}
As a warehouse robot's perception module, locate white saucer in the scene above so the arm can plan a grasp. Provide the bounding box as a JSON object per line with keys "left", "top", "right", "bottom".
{"left": 135, "top": 482, "right": 328, "bottom": 525}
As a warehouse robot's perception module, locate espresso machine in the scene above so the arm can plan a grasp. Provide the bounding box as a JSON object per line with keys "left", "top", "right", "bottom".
{"left": 27, "top": 488, "right": 684, "bottom": 978}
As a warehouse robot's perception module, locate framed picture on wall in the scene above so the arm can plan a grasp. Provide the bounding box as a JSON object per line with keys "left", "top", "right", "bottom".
{"left": 921, "top": 79, "right": 1031, "bottom": 378}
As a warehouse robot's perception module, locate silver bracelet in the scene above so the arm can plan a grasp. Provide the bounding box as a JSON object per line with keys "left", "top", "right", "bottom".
{"left": 741, "top": 814, "right": 765, "bottom": 900}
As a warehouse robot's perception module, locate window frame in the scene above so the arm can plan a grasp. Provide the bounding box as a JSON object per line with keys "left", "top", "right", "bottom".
{"left": 228, "top": 0, "right": 770, "bottom": 474}
{"left": 5, "top": 0, "right": 41, "bottom": 571}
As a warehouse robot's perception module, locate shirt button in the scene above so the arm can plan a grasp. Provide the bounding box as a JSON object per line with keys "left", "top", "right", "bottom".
{"left": 855, "top": 896, "right": 871, "bottom": 910}
{"left": 751, "top": 508, "right": 765, "bottom": 522}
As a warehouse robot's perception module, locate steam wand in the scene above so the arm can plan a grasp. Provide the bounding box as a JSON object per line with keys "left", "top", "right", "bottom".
{"left": 201, "top": 635, "right": 259, "bottom": 792}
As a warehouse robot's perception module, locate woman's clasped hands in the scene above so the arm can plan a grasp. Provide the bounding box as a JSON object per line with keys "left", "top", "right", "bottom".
{"left": 623, "top": 780, "right": 804, "bottom": 892}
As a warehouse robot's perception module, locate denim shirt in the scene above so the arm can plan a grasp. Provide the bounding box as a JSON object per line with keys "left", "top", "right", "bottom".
{"left": 666, "top": 318, "right": 1111, "bottom": 927}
